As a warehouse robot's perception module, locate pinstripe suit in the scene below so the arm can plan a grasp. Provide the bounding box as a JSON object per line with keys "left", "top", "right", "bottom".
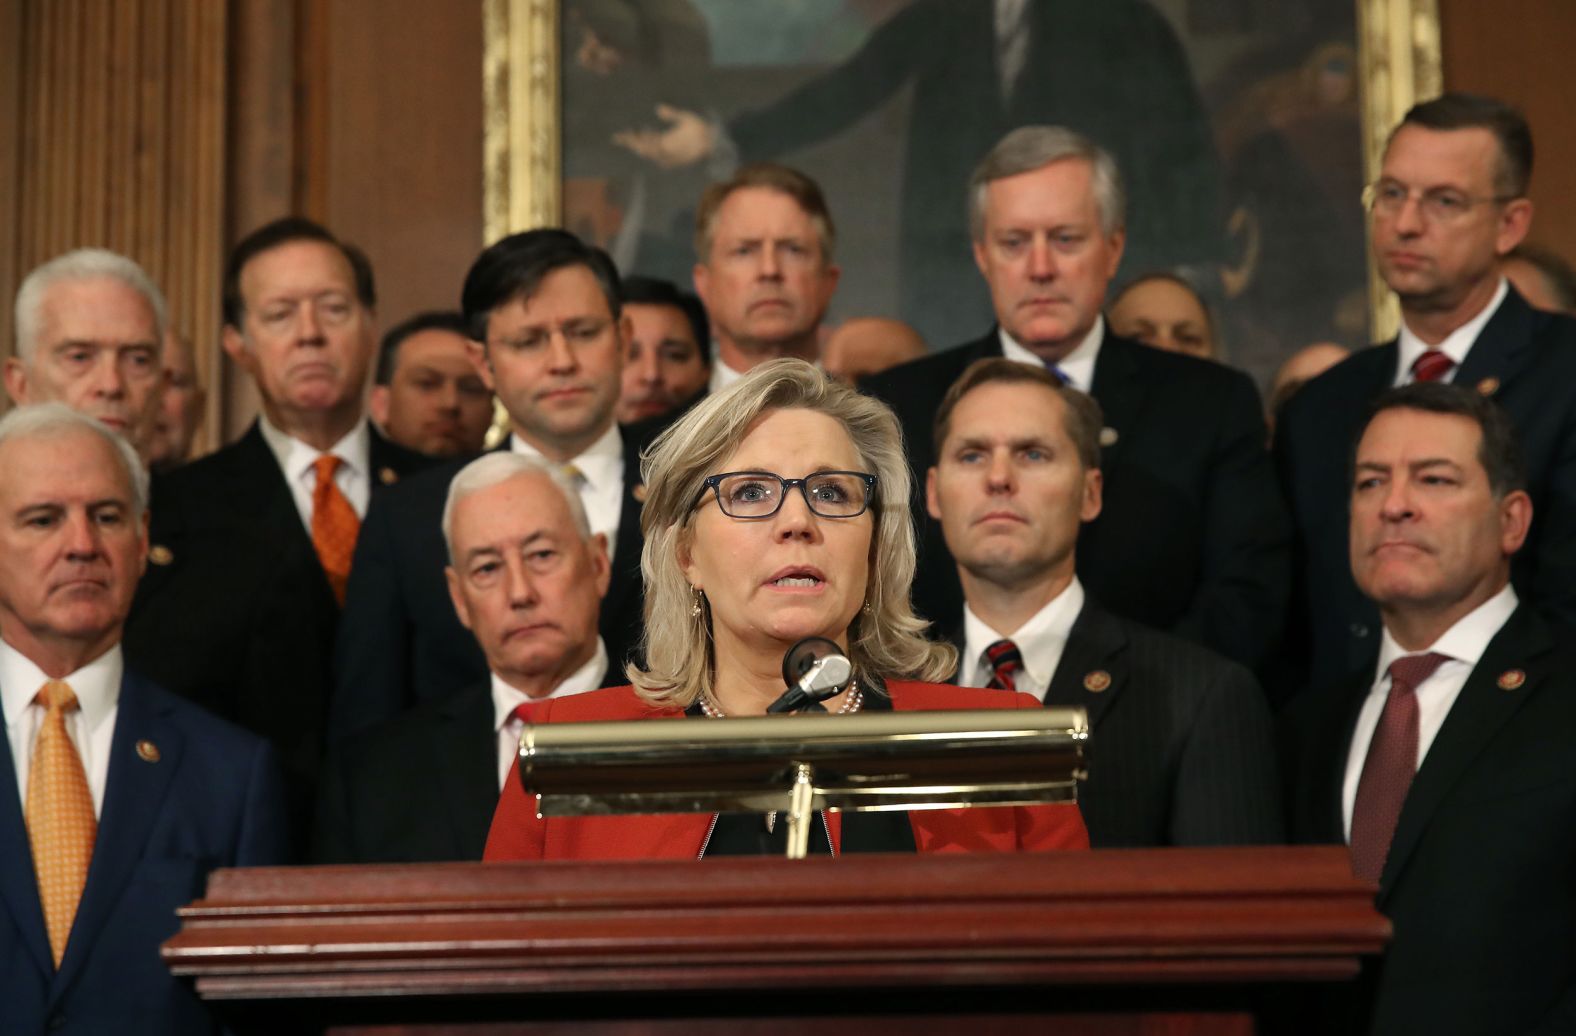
{"left": 955, "top": 599, "right": 1284, "bottom": 848}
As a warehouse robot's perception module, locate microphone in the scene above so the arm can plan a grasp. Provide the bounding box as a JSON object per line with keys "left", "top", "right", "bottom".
{"left": 766, "top": 637, "right": 854, "bottom": 714}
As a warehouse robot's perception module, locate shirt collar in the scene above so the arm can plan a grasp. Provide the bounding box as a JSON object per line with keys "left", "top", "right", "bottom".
{"left": 0, "top": 639, "right": 122, "bottom": 733}
{"left": 998, "top": 315, "right": 1104, "bottom": 392}
{"left": 1396, "top": 277, "right": 1509, "bottom": 382}
{"left": 1375, "top": 582, "right": 1518, "bottom": 680}
{"left": 962, "top": 576, "right": 1085, "bottom": 687}
{"left": 709, "top": 357, "right": 748, "bottom": 396}
{"left": 508, "top": 422, "right": 624, "bottom": 490}
{"left": 491, "top": 638, "right": 610, "bottom": 732}
{"left": 257, "top": 412, "right": 371, "bottom": 483}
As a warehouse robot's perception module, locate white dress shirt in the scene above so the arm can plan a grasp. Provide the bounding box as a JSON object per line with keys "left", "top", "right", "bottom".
{"left": 959, "top": 577, "right": 1086, "bottom": 701}
{"left": 1, "top": 640, "right": 123, "bottom": 818}
{"left": 1393, "top": 277, "right": 1508, "bottom": 387}
{"left": 999, "top": 315, "right": 1104, "bottom": 392}
{"left": 709, "top": 356, "right": 748, "bottom": 396}
{"left": 1341, "top": 584, "right": 1518, "bottom": 839}
{"left": 257, "top": 413, "right": 373, "bottom": 532}
{"left": 491, "top": 638, "right": 609, "bottom": 790}
{"left": 509, "top": 423, "right": 626, "bottom": 564}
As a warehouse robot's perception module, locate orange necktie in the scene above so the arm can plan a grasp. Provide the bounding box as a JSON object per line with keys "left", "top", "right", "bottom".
{"left": 312, "top": 455, "right": 360, "bottom": 604}
{"left": 25, "top": 680, "right": 96, "bottom": 968}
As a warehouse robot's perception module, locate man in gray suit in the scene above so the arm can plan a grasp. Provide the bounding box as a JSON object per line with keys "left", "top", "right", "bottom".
{"left": 927, "top": 357, "right": 1281, "bottom": 847}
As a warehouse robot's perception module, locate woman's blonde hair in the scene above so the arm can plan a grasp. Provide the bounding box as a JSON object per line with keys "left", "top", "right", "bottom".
{"left": 628, "top": 358, "right": 955, "bottom": 705}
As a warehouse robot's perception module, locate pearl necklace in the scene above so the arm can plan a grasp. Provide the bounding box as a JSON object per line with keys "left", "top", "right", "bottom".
{"left": 699, "top": 681, "right": 864, "bottom": 719}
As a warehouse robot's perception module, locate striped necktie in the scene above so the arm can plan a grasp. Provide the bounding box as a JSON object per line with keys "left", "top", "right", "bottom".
{"left": 983, "top": 639, "right": 1024, "bottom": 692}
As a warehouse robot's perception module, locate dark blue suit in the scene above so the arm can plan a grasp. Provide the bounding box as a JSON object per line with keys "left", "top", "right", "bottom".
{"left": 0, "top": 669, "right": 288, "bottom": 1035}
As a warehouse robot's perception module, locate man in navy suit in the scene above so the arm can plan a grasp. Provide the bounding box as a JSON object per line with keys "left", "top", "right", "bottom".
{"left": 1283, "top": 383, "right": 1576, "bottom": 1034}
{"left": 927, "top": 358, "right": 1281, "bottom": 848}
{"left": 333, "top": 230, "right": 650, "bottom": 741}
{"left": 316, "top": 453, "right": 621, "bottom": 862}
{"left": 864, "top": 125, "right": 1287, "bottom": 672}
{"left": 0, "top": 404, "right": 287, "bottom": 1035}
{"left": 1277, "top": 93, "right": 1576, "bottom": 697}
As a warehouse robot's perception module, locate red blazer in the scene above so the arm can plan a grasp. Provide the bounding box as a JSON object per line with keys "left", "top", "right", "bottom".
{"left": 484, "top": 681, "right": 1089, "bottom": 860}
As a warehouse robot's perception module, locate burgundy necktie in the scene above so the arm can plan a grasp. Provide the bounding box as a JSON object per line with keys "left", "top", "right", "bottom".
{"left": 1349, "top": 651, "right": 1449, "bottom": 883}
{"left": 1410, "top": 349, "right": 1454, "bottom": 383}
{"left": 983, "top": 639, "right": 1024, "bottom": 692}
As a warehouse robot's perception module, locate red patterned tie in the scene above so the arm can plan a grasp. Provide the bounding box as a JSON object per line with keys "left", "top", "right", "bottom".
{"left": 983, "top": 639, "right": 1023, "bottom": 692}
{"left": 1349, "top": 651, "right": 1449, "bottom": 883}
{"left": 1410, "top": 349, "right": 1454, "bottom": 383}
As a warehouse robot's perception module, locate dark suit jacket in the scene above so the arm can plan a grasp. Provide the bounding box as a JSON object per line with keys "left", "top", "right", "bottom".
{"left": 330, "top": 433, "right": 647, "bottom": 743}
{"left": 0, "top": 669, "right": 288, "bottom": 1035}
{"left": 1276, "top": 287, "right": 1576, "bottom": 696}
{"left": 863, "top": 328, "right": 1290, "bottom": 671}
{"left": 730, "top": 0, "right": 1222, "bottom": 346}
{"left": 952, "top": 599, "right": 1282, "bottom": 848}
{"left": 312, "top": 666, "right": 624, "bottom": 864}
{"left": 123, "top": 420, "right": 434, "bottom": 849}
{"left": 1282, "top": 605, "right": 1576, "bottom": 1035}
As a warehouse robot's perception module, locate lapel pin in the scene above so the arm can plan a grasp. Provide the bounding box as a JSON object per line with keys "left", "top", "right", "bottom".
{"left": 1497, "top": 669, "right": 1525, "bottom": 691}
{"left": 1083, "top": 670, "right": 1112, "bottom": 693}
{"left": 1099, "top": 427, "right": 1119, "bottom": 448}
{"left": 378, "top": 466, "right": 398, "bottom": 485}
{"left": 631, "top": 483, "right": 648, "bottom": 503}
{"left": 148, "top": 545, "right": 174, "bottom": 566}
{"left": 1476, "top": 377, "right": 1500, "bottom": 397}
{"left": 136, "top": 740, "right": 161, "bottom": 763}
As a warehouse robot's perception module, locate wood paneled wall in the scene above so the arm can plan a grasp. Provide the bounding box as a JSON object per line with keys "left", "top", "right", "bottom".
{"left": 0, "top": 0, "right": 228, "bottom": 449}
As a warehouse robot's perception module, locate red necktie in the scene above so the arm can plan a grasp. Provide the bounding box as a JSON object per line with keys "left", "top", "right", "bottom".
{"left": 1349, "top": 651, "right": 1449, "bottom": 883}
{"left": 983, "top": 639, "right": 1023, "bottom": 692}
{"left": 1410, "top": 349, "right": 1454, "bottom": 383}
{"left": 311, "top": 455, "right": 359, "bottom": 605}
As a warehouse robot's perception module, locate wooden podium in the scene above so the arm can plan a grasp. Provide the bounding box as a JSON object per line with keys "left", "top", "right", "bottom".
{"left": 163, "top": 846, "right": 1385, "bottom": 1035}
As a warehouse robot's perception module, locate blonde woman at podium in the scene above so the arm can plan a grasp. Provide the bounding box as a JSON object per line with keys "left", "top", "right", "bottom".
{"left": 485, "top": 360, "right": 1089, "bottom": 859}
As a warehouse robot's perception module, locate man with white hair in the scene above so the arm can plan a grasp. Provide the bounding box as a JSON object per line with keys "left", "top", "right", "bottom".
{"left": 314, "top": 453, "right": 614, "bottom": 863}
{"left": 0, "top": 404, "right": 286, "bottom": 1034}
{"left": 864, "top": 125, "right": 1288, "bottom": 673}
{"left": 5, "top": 248, "right": 166, "bottom": 457}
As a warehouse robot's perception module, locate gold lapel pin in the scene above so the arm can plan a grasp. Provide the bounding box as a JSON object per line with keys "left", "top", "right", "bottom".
{"left": 1476, "top": 377, "right": 1500, "bottom": 397}
{"left": 1099, "top": 427, "right": 1119, "bottom": 448}
{"left": 1497, "top": 669, "right": 1525, "bottom": 691}
{"left": 149, "top": 545, "right": 174, "bottom": 566}
{"left": 631, "top": 483, "right": 648, "bottom": 503}
{"left": 136, "top": 740, "right": 161, "bottom": 763}
{"left": 1083, "top": 670, "right": 1112, "bottom": 693}
{"left": 378, "top": 466, "right": 398, "bottom": 485}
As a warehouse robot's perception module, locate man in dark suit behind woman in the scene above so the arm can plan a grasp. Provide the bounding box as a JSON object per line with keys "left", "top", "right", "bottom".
{"left": 926, "top": 358, "right": 1281, "bottom": 848}
{"left": 333, "top": 230, "right": 652, "bottom": 743}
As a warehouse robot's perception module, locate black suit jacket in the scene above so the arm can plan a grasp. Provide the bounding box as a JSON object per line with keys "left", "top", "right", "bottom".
{"left": 1276, "top": 287, "right": 1576, "bottom": 695}
{"left": 0, "top": 670, "right": 288, "bottom": 1035}
{"left": 313, "top": 665, "right": 625, "bottom": 864}
{"left": 330, "top": 434, "right": 647, "bottom": 743}
{"left": 864, "top": 328, "right": 1289, "bottom": 671}
{"left": 953, "top": 598, "right": 1282, "bottom": 848}
{"left": 1282, "top": 605, "right": 1576, "bottom": 1035}
{"left": 123, "top": 420, "right": 434, "bottom": 849}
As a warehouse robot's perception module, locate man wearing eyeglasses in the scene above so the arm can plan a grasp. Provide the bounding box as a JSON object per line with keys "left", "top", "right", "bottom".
{"left": 1276, "top": 92, "right": 1576, "bottom": 698}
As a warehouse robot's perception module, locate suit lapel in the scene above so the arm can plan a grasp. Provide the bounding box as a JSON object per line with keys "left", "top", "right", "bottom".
{"left": 1379, "top": 607, "right": 1550, "bottom": 901}
{"left": 54, "top": 674, "right": 181, "bottom": 995}
{"left": 1452, "top": 287, "right": 1534, "bottom": 394}
{"left": 1044, "top": 602, "right": 1126, "bottom": 729}
{"left": 1085, "top": 335, "right": 1152, "bottom": 462}
{"left": 0, "top": 723, "right": 52, "bottom": 981}
{"left": 432, "top": 685, "right": 503, "bottom": 857}
{"left": 1315, "top": 674, "right": 1373, "bottom": 845}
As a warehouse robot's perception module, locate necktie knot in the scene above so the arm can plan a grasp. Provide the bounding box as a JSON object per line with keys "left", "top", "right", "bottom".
{"left": 313, "top": 454, "right": 343, "bottom": 484}
{"left": 1386, "top": 651, "right": 1450, "bottom": 694}
{"left": 560, "top": 463, "right": 586, "bottom": 486}
{"left": 984, "top": 638, "right": 1024, "bottom": 691}
{"left": 35, "top": 680, "right": 79, "bottom": 714}
{"left": 1410, "top": 349, "right": 1454, "bottom": 383}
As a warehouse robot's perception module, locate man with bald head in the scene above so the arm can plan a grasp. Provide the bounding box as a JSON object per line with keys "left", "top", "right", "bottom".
{"left": 316, "top": 452, "right": 618, "bottom": 863}
{"left": 1277, "top": 93, "right": 1576, "bottom": 697}
{"left": 5, "top": 249, "right": 165, "bottom": 458}
{"left": 824, "top": 318, "right": 927, "bottom": 382}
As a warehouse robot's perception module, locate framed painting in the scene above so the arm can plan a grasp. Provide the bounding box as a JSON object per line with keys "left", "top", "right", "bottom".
{"left": 484, "top": 0, "right": 1441, "bottom": 384}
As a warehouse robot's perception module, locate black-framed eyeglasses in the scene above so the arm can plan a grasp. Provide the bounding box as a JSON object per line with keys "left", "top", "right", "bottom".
{"left": 695, "top": 470, "right": 878, "bottom": 520}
